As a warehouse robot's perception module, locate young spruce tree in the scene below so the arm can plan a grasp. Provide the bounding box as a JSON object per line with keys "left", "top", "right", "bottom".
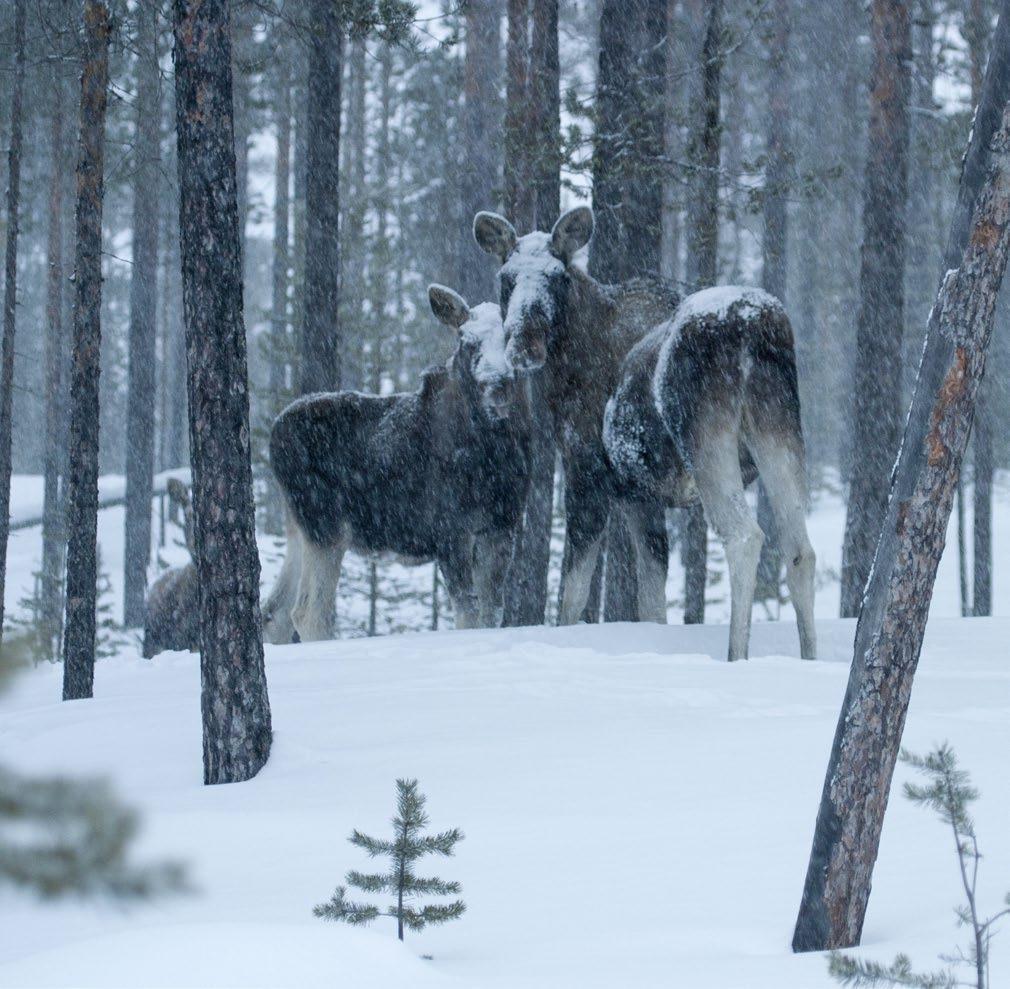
{"left": 314, "top": 778, "right": 465, "bottom": 941}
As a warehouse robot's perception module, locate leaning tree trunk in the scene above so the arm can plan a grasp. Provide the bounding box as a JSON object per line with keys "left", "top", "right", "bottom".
{"left": 123, "top": 0, "right": 163, "bottom": 628}
{"left": 63, "top": 0, "right": 111, "bottom": 701}
{"left": 298, "top": 0, "right": 342, "bottom": 395}
{"left": 503, "top": 0, "right": 558, "bottom": 627}
{"left": 0, "top": 0, "right": 27, "bottom": 647}
{"left": 41, "top": 62, "right": 69, "bottom": 660}
{"left": 793, "top": 2, "right": 1010, "bottom": 951}
{"left": 756, "top": 0, "right": 791, "bottom": 605}
{"left": 682, "top": 0, "right": 723, "bottom": 625}
{"left": 173, "top": 0, "right": 272, "bottom": 784}
{"left": 839, "top": 0, "right": 912, "bottom": 617}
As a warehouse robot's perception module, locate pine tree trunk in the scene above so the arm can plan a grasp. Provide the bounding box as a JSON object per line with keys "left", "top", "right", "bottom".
{"left": 123, "top": 0, "right": 163, "bottom": 628}
{"left": 793, "top": 5, "right": 1010, "bottom": 950}
{"left": 681, "top": 0, "right": 722, "bottom": 626}
{"left": 0, "top": 0, "right": 27, "bottom": 647}
{"left": 460, "top": 0, "right": 502, "bottom": 304}
{"left": 503, "top": 0, "right": 534, "bottom": 231}
{"left": 298, "top": 0, "right": 342, "bottom": 395}
{"left": 172, "top": 0, "right": 272, "bottom": 784}
{"left": 41, "top": 63, "right": 69, "bottom": 659}
{"left": 839, "top": 0, "right": 912, "bottom": 617}
{"left": 264, "top": 55, "right": 292, "bottom": 536}
{"left": 503, "top": 0, "right": 558, "bottom": 627}
{"left": 63, "top": 0, "right": 110, "bottom": 701}
{"left": 972, "top": 407, "right": 993, "bottom": 614}
{"left": 756, "top": 0, "right": 791, "bottom": 605}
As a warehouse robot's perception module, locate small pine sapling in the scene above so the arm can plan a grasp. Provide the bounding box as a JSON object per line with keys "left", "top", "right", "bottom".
{"left": 829, "top": 745, "right": 1010, "bottom": 989}
{"left": 314, "top": 778, "right": 465, "bottom": 941}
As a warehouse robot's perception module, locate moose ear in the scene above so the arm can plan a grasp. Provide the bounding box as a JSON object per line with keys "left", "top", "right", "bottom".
{"left": 550, "top": 206, "right": 594, "bottom": 263}
{"left": 473, "top": 211, "right": 518, "bottom": 261}
{"left": 428, "top": 284, "right": 470, "bottom": 330}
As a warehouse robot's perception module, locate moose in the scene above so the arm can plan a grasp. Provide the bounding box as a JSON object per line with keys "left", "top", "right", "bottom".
{"left": 143, "top": 477, "right": 200, "bottom": 659}
{"left": 262, "top": 285, "right": 530, "bottom": 644}
{"left": 473, "top": 206, "right": 816, "bottom": 662}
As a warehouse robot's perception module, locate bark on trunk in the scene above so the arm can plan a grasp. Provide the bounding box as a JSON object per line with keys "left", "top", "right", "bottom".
{"left": 839, "top": 0, "right": 912, "bottom": 617}
{"left": 123, "top": 0, "right": 163, "bottom": 628}
{"left": 504, "top": 0, "right": 558, "bottom": 627}
{"left": 972, "top": 406, "right": 993, "bottom": 614}
{"left": 681, "top": 0, "right": 722, "bottom": 625}
{"left": 41, "top": 62, "right": 69, "bottom": 660}
{"left": 63, "top": 0, "right": 111, "bottom": 701}
{"left": 0, "top": 0, "right": 27, "bottom": 646}
{"left": 298, "top": 0, "right": 342, "bottom": 395}
{"left": 504, "top": 0, "right": 534, "bottom": 232}
{"left": 173, "top": 0, "right": 272, "bottom": 784}
{"left": 756, "top": 0, "right": 791, "bottom": 604}
{"left": 793, "top": 3, "right": 1010, "bottom": 950}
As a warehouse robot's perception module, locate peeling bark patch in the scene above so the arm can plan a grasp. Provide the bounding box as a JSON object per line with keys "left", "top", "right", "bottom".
{"left": 926, "top": 347, "right": 968, "bottom": 466}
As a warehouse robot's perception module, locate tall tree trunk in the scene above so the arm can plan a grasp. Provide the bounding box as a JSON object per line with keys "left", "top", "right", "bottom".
{"left": 793, "top": 3, "right": 1010, "bottom": 950}
{"left": 341, "top": 37, "right": 366, "bottom": 391}
{"left": 966, "top": 0, "right": 994, "bottom": 617}
{"left": 63, "top": 0, "right": 111, "bottom": 701}
{"left": 264, "top": 56, "right": 292, "bottom": 536}
{"left": 173, "top": 0, "right": 272, "bottom": 784}
{"left": 0, "top": 0, "right": 26, "bottom": 646}
{"left": 460, "top": 0, "right": 503, "bottom": 303}
{"left": 123, "top": 0, "right": 163, "bottom": 628}
{"left": 756, "top": 0, "right": 791, "bottom": 606}
{"left": 839, "top": 0, "right": 912, "bottom": 617}
{"left": 298, "top": 0, "right": 342, "bottom": 395}
{"left": 41, "top": 61, "right": 69, "bottom": 660}
{"left": 682, "top": 0, "right": 723, "bottom": 625}
{"left": 504, "top": 0, "right": 558, "bottom": 627}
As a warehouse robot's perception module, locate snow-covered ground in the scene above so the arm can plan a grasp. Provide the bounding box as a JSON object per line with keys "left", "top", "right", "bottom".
{"left": 1, "top": 620, "right": 1008, "bottom": 988}
{"left": 0, "top": 474, "right": 1008, "bottom": 987}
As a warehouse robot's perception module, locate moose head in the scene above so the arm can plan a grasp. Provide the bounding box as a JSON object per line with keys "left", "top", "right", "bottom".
{"left": 428, "top": 284, "right": 520, "bottom": 422}
{"left": 472, "top": 206, "right": 594, "bottom": 374}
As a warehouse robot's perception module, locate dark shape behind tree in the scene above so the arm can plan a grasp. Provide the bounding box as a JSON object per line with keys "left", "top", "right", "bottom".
{"left": 0, "top": 0, "right": 27, "bottom": 647}
{"left": 172, "top": 0, "right": 272, "bottom": 784}
{"left": 792, "top": 1, "right": 1010, "bottom": 951}
{"left": 63, "top": 0, "right": 111, "bottom": 702}
{"left": 839, "top": 0, "right": 912, "bottom": 618}
{"left": 123, "top": 0, "right": 163, "bottom": 628}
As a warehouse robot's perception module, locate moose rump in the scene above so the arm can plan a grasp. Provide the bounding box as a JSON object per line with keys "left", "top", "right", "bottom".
{"left": 262, "top": 286, "right": 529, "bottom": 643}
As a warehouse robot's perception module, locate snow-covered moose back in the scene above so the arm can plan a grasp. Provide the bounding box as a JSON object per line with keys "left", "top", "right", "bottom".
{"left": 262, "top": 285, "right": 530, "bottom": 643}
{"left": 474, "top": 205, "right": 816, "bottom": 662}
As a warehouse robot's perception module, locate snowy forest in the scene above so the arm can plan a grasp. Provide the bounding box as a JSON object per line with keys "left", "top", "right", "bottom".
{"left": 0, "top": 0, "right": 1008, "bottom": 987}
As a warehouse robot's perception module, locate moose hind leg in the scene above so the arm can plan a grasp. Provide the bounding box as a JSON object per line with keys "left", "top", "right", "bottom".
{"left": 291, "top": 538, "right": 344, "bottom": 642}
{"left": 694, "top": 430, "right": 763, "bottom": 662}
{"left": 746, "top": 433, "right": 817, "bottom": 660}
{"left": 440, "top": 536, "right": 479, "bottom": 630}
{"left": 474, "top": 529, "right": 513, "bottom": 628}
{"left": 623, "top": 501, "right": 669, "bottom": 624}
{"left": 262, "top": 515, "right": 303, "bottom": 644}
{"left": 558, "top": 485, "right": 608, "bottom": 626}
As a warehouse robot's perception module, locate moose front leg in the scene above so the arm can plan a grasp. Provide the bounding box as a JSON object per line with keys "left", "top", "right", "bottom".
{"left": 558, "top": 480, "right": 609, "bottom": 626}
{"left": 438, "top": 536, "right": 479, "bottom": 630}
{"left": 473, "top": 528, "right": 514, "bottom": 628}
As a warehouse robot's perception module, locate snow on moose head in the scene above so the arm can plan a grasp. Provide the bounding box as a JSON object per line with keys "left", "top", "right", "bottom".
{"left": 428, "top": 284, "right": 519, "bottom": 422}
{"left": 472, "top": 206, "right": 594, "bottom": 374}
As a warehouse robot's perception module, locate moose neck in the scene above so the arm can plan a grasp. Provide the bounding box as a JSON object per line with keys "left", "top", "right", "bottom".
{"left": 543, "top": 267, "right": 621, "bottom": 441}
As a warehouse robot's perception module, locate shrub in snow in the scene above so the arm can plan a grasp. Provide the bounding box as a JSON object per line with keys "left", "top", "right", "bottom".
{"left": 0, "top": 641, "right": 186, "bottom": 899}
{"left": 314, "top": 778, "right": 465, "bottom": 941}
{"left": 828, "top": 745, "right": 1009, "bottom": 989}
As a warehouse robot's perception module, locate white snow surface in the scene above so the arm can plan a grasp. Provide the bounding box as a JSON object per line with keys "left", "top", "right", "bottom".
{"left": 463, "top": 302, "right": 510, "bottom": 385}
{"left": 1, "top": 618, "right": 1008, "bottom": 988}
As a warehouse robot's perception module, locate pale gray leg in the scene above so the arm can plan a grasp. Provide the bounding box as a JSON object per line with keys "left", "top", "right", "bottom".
{"left": 262, "top": 512, "right": 302, "bottom": 644}
{"left": 474, "top": 529, "right": 513, "bottom": 628}
{"left": 623, "top": 501, "right": 669, "bottom": 624}
{"left": 440, "top": 536, "right": 479, "bottom": 630}
{"left": 291, "top": 539, "right": 344, "bottom": 642}
{"left": 747, "top": 434, "right": 817, "bottom": 660}
{"left": 694, "top": 431, "right": 763, "bottom": 662}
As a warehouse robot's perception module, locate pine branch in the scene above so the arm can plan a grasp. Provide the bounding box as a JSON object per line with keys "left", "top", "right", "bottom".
{"left": 419, "top": 900, "right": 466, "bottom": 926}
{"left": 313, "top": 885, "right": 380, "bottom": 926}
{"left": 422, "top": 828, "right": 464, "bottom": 856}
{"left": 828, "top": 952, "right": 956, "bottom": 988}
{"left": 346, "top": 869, "right": 393, "bottom": 894}
{"left": 349, "top": 829, "right": 394, "bottom": 858}
{"left": 401, "top": 874, "right": 462, "bottom": 896}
